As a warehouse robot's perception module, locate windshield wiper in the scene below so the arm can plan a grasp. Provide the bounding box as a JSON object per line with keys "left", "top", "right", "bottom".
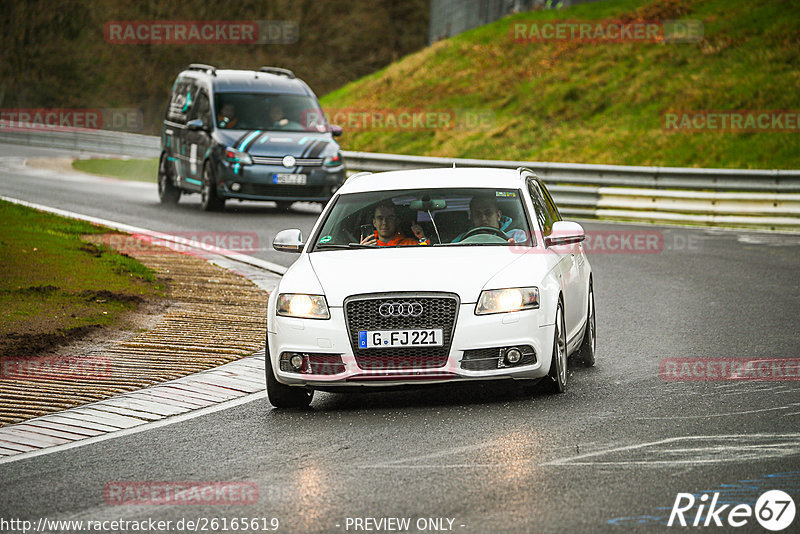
{"left": 315, "top": 243, "right": 378, "bottom": 250}
{"left": 432, "top": 242, "right": 511, "bottom": 247}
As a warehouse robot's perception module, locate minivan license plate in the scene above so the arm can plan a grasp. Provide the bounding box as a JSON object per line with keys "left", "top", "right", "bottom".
{"left": 273, "top": 173, "right": 307, "bottom": 185}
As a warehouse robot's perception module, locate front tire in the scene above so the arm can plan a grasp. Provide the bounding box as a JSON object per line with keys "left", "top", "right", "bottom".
{"left": 574, "top": 282, "right": 596, "bottom": 367}
{"left": 157, "top": 154, "right": 181, "bottom": 205}
{"left": 543, "top": 301, "right": 567, "bottom": 394}
{"left": 200, "top": 162, "right": 225, "bottom": 211}
{"left": 265, "top": 353, "right": 314, "bottom": 409}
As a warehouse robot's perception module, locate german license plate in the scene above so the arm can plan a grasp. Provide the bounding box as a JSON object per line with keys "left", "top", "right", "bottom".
{"left": 358, "top": 329, "right": 444, "bottom": 349}
{"left": 273, "top": 173, "right": 307, "bottom": 185}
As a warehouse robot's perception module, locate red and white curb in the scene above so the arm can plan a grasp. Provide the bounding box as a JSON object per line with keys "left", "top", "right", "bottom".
{"left": 0, "top": 351, "right": 267, "bottom": 463}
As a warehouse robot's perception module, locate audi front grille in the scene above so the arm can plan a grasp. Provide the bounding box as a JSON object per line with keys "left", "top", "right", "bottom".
{"left": 343, "top": 293, "right": 460, "bottom": 371}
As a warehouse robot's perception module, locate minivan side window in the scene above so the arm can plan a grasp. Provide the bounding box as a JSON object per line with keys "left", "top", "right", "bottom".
{"left": 166, "top": 79, "right": 194, "bottom": 124}
{"left": 190, "top": 90, "right": 211, "bottom": 128}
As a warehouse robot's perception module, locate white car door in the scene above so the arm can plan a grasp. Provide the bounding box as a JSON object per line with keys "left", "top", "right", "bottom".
{"left": 528, "top": 179, "right": 584, "bottom": 344}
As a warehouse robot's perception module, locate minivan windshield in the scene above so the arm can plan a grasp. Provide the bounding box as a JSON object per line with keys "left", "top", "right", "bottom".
{"left": 214, "top": 92, "right": 328, "bottom": 132}
{"left": 311, "top": 188, "right": 533, "bottom": 251}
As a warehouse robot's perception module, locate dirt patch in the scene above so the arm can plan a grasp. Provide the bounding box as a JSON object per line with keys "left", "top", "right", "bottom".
{"left": 79, "top": 243, "right": 104, "bottom": 257}
{"left": 24, "top": 157, "right": 79, "bottom": 175}
{"left": 0, "top": 295, "right": 157, "bottom": 356}
{"left": 14, "top": 285, "right": 61, "bottom": 294}
{"left": 80, "top": 289, "right": 146, "bottom": 304}
{"left": 2, "top": 325, "right": 102, "bottom": 357}
{"left": 2, "top": 298, "right": 172, "bottom": 359}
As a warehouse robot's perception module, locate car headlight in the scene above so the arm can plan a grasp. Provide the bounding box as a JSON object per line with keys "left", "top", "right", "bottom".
{"left": 322, "top": 153, "right": 342, "bottom": 167}
{"left": 224, "top": 147, "right": 253, "bottom": 165}
{"left": 276, "top": 293, "right": 330, "bottom": 319}
{"left": 475, "top": 287, "right": 539, "bottom": 315}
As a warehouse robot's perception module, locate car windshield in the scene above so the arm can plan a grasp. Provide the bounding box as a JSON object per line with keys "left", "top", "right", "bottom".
{"left": 311, "top": 188, "right": 533, "bottom": 251}
{"left": 214, "top": 92, "right": 329, "bottom": 132}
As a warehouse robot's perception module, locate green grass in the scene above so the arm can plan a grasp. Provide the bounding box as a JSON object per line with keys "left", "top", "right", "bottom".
{"left": 0, "top": 200, "right": 164, "bottom": 355}
{"left": 320, "top": 0, "right": 800, "bottom": 169}
{"left": 72, "top": 158, "right": 158, "bottom": 182}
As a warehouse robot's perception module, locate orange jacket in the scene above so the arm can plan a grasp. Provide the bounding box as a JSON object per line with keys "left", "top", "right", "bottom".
{"left": 375, "top": 232, "right": 428, "bottom": 246}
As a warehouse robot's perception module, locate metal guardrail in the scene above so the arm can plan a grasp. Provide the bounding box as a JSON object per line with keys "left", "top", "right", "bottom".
{"left": 342, "top": 153, "right": 800, "bottom": 229}
{"left": 341, "top": 151, "right": 800, "bottom": 192}
{"left": 1, "top": 126, "right": 798, "bottom": 229}
{"left": 0, "top": 125, "right": 160, "bottom": 158}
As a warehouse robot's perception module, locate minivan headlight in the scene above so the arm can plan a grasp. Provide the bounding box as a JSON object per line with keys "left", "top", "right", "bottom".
{"left": 475, "top": 287, "right": 539, "bottom": 315}
{"left": 276, "top": 294, "right": 330, "bottom": 319}
{"left": 225, "top": 147, "right": 253, "bottom": 165}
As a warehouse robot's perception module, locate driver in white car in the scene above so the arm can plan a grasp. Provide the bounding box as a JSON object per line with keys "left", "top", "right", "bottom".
{"left": 452, "top": 195, "right": 526, "bottom": 243}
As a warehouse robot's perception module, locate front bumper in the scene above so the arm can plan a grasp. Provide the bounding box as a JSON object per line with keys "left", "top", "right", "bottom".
{"left": 216, "top": 161, "right": 345, "bottom": 202}
{"left": 268, "top": 304, "right": 555, "bottom": 387}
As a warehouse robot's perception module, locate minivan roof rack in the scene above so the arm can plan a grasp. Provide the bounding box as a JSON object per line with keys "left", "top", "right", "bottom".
{"left": 187, "top": 63, "right": 217, "bottom": 76}
{"left": 259, "top": 66, "right": 295, "bottom": 79}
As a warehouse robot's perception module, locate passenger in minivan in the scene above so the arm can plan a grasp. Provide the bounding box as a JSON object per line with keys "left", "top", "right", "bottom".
{"left": 217, "top": 103, "right": 238, "bottom": 129}
{"left": 360, "top": 202, "right": 428, "bottom": 246}
{"left": 269, "top": 103, "right": 290, "bottom": 129}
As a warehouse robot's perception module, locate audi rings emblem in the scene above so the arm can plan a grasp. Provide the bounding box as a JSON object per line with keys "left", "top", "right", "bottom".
{"left": 378, "top": 301, "right": 424, "bottom": 318}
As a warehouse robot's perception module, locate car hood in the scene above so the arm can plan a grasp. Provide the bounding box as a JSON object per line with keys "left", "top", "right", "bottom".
{"left": 297, "top": 246, "right": 537, "bottom": 307}
{"left": 213, "top": 129, "right": 337, "bottom": 158}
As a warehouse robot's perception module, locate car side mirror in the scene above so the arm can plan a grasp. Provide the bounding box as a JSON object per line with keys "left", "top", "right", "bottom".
{"left": 273, "top": 229, "right": 304, "bottom": 253}
{"left": 545, "top": 221, "right": 585, "bottom": 247}
{"left": 186, "top": 118, "right": 207, "bottom": 131}
{"left": 330, "top": 124, "right": 343, "bottom": 137}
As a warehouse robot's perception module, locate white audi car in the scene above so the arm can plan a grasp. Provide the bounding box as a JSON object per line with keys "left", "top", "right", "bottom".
{"left": 266, "top": 167, "right": 595, "bottom": 408}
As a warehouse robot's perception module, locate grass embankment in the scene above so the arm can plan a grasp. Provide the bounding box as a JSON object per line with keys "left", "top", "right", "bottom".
{"left": 321, "top": 0, "right": 800, "bottom": 169}
{"left": 0, "top": 200, "right": 163, "bottom": 356}
{"left": 72, "top": 157, "right": 157, "bottom": 182}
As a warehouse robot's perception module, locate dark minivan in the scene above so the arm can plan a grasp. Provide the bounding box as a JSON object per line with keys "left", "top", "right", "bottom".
{"left": 159, "top": 64, "right": 345, "bottom": 211}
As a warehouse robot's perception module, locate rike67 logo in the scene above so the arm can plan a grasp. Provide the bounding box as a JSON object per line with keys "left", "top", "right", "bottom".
{"left": 668, "top": 490, "right": 796, "bottom": 531}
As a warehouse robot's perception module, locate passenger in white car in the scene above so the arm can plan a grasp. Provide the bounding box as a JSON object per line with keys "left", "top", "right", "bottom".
{"left": 360, "top": 201, "right": 429, "bottom": 246}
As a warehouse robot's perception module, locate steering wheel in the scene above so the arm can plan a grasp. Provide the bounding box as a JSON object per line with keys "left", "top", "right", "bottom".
{"left": 461, "top": 226, "right": 509, "bottom": 240}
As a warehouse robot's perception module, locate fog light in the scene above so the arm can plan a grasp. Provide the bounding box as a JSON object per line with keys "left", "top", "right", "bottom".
{"left": 505, "top": 347, "right": 522, "bottom": 365}
{"left": 289, "top": 354, "right": 304, "bottom": 370}
{"left": 231, "top": 182, "right": 242, "bottom": 192}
